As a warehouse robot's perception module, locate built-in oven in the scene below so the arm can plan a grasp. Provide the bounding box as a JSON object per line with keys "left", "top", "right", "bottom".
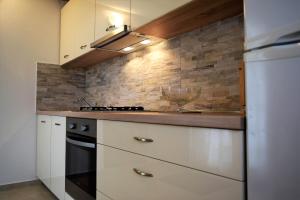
{"left": 65, "top": 117, "right": 97, "bottom": 200}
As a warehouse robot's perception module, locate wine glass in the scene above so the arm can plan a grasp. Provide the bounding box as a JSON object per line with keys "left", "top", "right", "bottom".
{"left": 161, "top": 86, "right": 201, "bottom": 112}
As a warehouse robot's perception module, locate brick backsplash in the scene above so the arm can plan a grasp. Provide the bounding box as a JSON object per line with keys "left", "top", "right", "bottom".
{"left": 85, "top": 16, "right": 244, "bottom": 112}
{"left": 36, "top": 63, "right": 85, "bottom": 111}
{"left": 37, "top": 16, "right": 244, "bottom": 112}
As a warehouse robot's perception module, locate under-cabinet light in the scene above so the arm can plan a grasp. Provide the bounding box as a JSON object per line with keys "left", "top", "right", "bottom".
{"left": 123, "top": 46, "right": 134, "bottom": 52}
{"left": 140, "top": 39, "right": 152, "bottom": 45}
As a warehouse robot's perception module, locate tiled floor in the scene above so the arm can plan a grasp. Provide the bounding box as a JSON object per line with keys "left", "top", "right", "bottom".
{"left": 0, "top": 180, "right": 57, "bottom": 200}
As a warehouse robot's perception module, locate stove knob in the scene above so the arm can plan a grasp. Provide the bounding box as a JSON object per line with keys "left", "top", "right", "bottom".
{"left": 69, "top": 123, "right": 76, "bottom": 129}
{"left": 81, "top": 125, "right": 89, "bottom": 132}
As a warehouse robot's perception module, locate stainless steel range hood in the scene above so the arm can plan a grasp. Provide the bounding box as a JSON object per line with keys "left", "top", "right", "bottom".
{"left": 90, "top": 25, "right": 163, "bottom": 53}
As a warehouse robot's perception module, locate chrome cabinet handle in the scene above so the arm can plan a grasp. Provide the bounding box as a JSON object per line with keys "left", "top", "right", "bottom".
{"left": 80, "top": 45, "right": 87, "bottom": 49}
{"left": 134, "top": 136, "right": 153, "bottom": 143}
{"left": 41, "top": 120, "right": 46, "bottom": 123}
{"left": 54, "top": 123, "right": 61, "bottom": 126}
{"left": 106, "top": 25, "right": 116, "bottom": 32}
{"left": 133, "top": 168, "right": 153, "bottom": 177}
{"left": 64, "top": 55, "right": 69, "bottom": 58}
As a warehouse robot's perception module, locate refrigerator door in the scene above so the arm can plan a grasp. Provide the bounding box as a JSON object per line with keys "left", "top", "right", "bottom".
{"left": 245, "top": 43, "right": 300, "bottom": 62}
{"left": 244, "top": 0, "right": 300, "bottom": 50}
{"left": 245, "top": 45, "right": 300, "bottom": 200}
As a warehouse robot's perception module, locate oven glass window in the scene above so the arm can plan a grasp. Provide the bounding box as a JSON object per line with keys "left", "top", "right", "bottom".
{"left": 66, "top": 132, "right": 96, "bottom": 200}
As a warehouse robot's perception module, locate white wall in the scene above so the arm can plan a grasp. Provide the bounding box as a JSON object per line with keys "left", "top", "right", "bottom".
{"left": 0, "top": 0, "right": 60, "bottom": 185}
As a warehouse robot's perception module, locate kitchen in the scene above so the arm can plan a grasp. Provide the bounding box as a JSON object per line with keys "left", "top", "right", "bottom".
{"left": 0, "top": 0, "right": 299, "bottom": 200}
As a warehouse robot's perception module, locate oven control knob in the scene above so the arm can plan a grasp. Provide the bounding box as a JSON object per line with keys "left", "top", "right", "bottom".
{"left": 80, "top": 125, "right": 89, "bottom": 132}
{"left": 69, "top": 123, "right": 76, "bottom": 129}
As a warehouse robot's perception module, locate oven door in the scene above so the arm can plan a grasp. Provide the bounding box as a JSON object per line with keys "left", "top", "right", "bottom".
{"left": 65, "top": 132, "right": 96, "bottom": 200}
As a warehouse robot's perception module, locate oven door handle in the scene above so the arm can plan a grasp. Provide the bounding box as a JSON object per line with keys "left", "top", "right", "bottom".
{"left": 66, "top": 137, "right": 96, "bottom": 149}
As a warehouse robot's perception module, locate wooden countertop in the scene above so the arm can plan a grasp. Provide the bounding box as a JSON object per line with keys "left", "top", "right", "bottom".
{"left": 36, "top": 111, "right": 245, "bottom": 130}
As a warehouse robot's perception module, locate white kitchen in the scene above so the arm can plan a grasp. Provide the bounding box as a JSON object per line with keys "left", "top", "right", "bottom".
{"left": 0, "top": 0, "right": 299, "bottom": 200}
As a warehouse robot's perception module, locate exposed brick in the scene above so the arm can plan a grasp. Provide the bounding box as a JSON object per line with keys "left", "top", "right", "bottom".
{"left": 37, "top": 16, "right": 244, "bottom": 112}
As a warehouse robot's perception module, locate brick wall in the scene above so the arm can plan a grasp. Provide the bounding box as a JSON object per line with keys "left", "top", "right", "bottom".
{"left": 85, "top": 16, "right": 244, "bottom": 111}
{"left": 36, "top": 63, "right": 85, "bottom": 111}
{"left": 37, "top": 16, "right": 244, "bottom": 112}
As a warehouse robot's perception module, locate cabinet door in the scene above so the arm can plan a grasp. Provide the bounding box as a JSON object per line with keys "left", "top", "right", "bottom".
{"left": 60, "top": 0, "right": 95, "bottom": 65}
{"left": 60, "top": 2, "right": 76, "bottom": 65}
{"left": 71, "top": 0, "right": 95, "bottom": 57}
{"left": 95, "top": 0, "right": 130, "bottom": 42}
{"left": 131, "top": 0, "right": 192, "bottom": 30}
{"left": 51, "top": 116, "right": 66, "bottom": 200}
{"left": 37, "top": 115, "right": 52, "bottom": 189}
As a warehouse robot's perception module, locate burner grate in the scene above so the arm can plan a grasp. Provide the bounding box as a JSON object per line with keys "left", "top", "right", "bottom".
{"left": 80, "top": 106, "right": 144, "bottom": 112}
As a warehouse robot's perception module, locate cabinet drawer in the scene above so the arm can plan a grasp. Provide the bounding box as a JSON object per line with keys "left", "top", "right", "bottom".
{"left": 97, "top": 145, "right": 244, "bottom": 200}
{"left": 97, "top": 120, "right": 244, "bottom": 180}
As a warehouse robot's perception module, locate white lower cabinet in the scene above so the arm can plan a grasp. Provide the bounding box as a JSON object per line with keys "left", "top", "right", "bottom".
{"left": 98, "top": 120, "right": 244, "bottom": 181}
{"left": 37, "top": 115, "right": 52, "bottom": 188}
{"left": 37, "top": 115, "right": 66, "bottom": 200}
{"left": 51, "top": 117, "right": 66, "bottom": 200}
{"left": 97, "top": 145, "right": 244, "bottom": 200}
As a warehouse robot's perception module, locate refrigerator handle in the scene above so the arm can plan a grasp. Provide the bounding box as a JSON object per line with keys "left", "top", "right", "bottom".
{"left": 245, "top": 42, "right": 300, "bottom": 62}
{"left": 246, "top": 22, "right": 300, "bottom": 50}
{"left": 276, "top": 30, "right": 300, "bottom": 43}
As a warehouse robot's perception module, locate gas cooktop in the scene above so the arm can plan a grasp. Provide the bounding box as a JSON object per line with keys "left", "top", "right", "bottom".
{"left": 80, "top": 106, "right": 145, "bottom": 112}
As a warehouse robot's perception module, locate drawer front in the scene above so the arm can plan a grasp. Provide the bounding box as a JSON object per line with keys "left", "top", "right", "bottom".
{"left": 97, "top": 120, "right": 244, "bottom": 180}
{"left": 97, "top": 145, "right": 244, "bottom": 200}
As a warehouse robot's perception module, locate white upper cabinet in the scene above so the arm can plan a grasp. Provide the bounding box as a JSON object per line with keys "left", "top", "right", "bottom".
{"left": 60, "top": 2, "right": 76, "bottom": 65}
{"left": 60, "top": 0, "right": 95, "bottom": 65}
{"left": 94, "top": 0, "right": 131, "bottom": 42}
{"left": 72, "top": 0, "right": 95, "bottom": 56}
{"left": 130, "top": 0, "right": 192, "bottom": 30}
{"left": 60, "top": 0, "right": 192, "bottom": 65}
{"left": 94, "top": 0, "right": 192, "bottom": 40}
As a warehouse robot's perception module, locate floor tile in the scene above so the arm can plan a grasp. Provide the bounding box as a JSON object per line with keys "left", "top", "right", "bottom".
{"left": 0, "top": 180, "right": 57, "bottom": 200}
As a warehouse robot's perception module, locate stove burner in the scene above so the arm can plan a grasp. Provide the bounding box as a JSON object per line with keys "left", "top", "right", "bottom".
{"left": 80, "top": 106, "right": 144, "bottom": 112}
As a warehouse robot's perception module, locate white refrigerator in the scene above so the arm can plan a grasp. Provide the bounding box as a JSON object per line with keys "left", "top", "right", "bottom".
{"left": 244, "top": 0, "right": 300, "bottom": 199}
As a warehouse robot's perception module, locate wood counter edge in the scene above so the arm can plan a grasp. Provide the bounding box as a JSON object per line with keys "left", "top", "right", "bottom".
{"left": 36, "top": 111, "right": 245, "bottom": 130}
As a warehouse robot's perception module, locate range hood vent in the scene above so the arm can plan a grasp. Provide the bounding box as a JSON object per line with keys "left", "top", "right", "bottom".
{"left": 90, "top": 25, "right": 163, "bottom": 53}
